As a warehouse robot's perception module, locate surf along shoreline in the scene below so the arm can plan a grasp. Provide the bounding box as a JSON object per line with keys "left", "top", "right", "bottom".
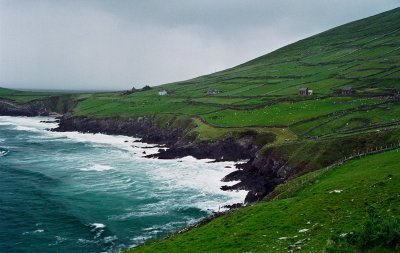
{"left": 51, "top": 114, "right": 290, "bottom": 204}
{"left": 0, "top": 98, "right": 295, "bottom": 204}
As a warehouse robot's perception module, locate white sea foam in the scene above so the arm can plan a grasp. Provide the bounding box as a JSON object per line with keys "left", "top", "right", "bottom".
{"left": 80, "top": 164, "right": 114, "bottom": 172}
{"left": 48, "top": 130, "right": 160, "bottom": 156}
{"left": 103, "top": 235, "right": 118, "bottom": 243}
{"left": 129, "top": 235, "right": 154, "bottom": 248}
{"left": 90, "top": 223, "right": 106, "bottom": 229}
{"left": 0, "top": 116, "right": 248, "bottom": 209}
{"left": 0, "top": 149, "right": 9, "bottom": 157}
{"left": 1, "top": 115, "right": 252, "bottom": 251}
{"left": 0, "top": 116, "right": 58, "bottom": 131}
{"left": 0, "top": 116, "right": 158, "bottom": 154}
{"left": 22, "top": 229, "right": 44, "bottom": 235}
{"left": 14, "top": 125, "right": 40, "bottom": 132}
{"left": 89, "top": 223, "right": 106, "bottom": 239}
{"left": 145, "top": 156, "right": 248, "bottom": 210}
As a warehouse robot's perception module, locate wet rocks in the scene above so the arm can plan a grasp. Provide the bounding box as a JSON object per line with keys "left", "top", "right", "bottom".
{"left": 0, "top": 99, "right": 50, "bottom": 116}
{"left": 53, "top": 115, "right": 298, "bottom": 204}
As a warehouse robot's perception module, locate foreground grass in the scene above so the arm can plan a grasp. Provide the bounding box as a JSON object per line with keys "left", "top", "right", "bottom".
{"left": 128, "top": 150, "right": 400, "bottom": 252}
{"left": 326, "top": 217, "right": 400, "bottom": 252}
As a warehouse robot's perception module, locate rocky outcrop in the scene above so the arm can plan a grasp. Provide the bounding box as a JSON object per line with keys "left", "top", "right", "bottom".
{"left": 1, "top": 96, "right": 298, "bottom": 203}
{"left": 53, "top": 115, "right": 187, "bottom": 145}
{"left": 53, "top": 115, "right": 259, "bottom": 160}
{"left": 0, "top": 99, "right": 50, "bottom": 116}
{"left": 221, "top": 149, "right": 304, "bottom": 202}
{"left": 53, "top": 115, "right": 297, "bottom": 203}
{"left": 151, "top": 135, "right": 258, "bottom": 161}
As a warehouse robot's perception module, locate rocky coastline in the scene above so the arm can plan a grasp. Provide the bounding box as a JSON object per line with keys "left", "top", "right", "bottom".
{"left": 0, "top": 98, "right": 295, "bottom": 203}
{"left": 52, "top": 115, "right": 295, "bottom": 203}
{"left": 0, "top": 99, "right": 50, "bottom": 116}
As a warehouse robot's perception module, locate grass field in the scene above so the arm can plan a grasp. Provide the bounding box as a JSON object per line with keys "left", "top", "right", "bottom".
{"left": 1, "top": 7, "right": 398, "bottom": 175}
{"left": 0, "top": 87, "right": 68, "bottom": 103}
{"left": 128, "top": 149, "right": 400, "bottom": 252}
{"left": 2, "top": 8, "right": 399, "bottom": 145}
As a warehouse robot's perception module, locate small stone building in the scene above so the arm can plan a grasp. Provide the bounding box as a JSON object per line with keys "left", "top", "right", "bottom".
{"left": 206, "top": 89, "right": 222, "bottom": 95}
{"left": 158, "top": 89, "right": 175, "bottom": 95}
{"left": 158, "top": 90, "right": 168, "bottom": 96}
{"left": 339, "top": 87, "right": 354, "bottom": 95}
{"left": 298, "top": 88, "right": 309, "bottom": 96}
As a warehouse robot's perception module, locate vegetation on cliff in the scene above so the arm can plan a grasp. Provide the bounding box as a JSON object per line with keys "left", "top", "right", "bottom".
{"left": 129, "top": 149, "right": 400, "bottom": 252}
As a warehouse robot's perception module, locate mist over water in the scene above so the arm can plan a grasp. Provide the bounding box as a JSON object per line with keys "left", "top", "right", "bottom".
{"left": 0, "top": 116, "right": 246, "bottom": 253}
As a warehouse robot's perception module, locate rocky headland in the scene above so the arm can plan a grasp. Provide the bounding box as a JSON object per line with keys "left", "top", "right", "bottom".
{"left": 52, "top": 115, "right": 297, "bottom": 203}
{"left": 0, "top": 98, "right": 298, "bottom": 203}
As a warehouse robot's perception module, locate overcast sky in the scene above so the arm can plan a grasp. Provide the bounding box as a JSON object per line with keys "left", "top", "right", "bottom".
{"left": 0, "top": 0, "right": 399, "bottom": 90}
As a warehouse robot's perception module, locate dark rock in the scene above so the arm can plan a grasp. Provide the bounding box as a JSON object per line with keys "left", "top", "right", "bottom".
{"left": 222, "top": 203, "right": 243, "bottom": 210}
{"left": 148, "top": 136, "right": 258, "bottom": 161}
{"left": 221, "top": 149, "right": 306, "bottom": 203}
{"left": 52, "top": 115, "right": 299, "bottom": 203}
{"left": 0, "top": 99, "right": 50, "bottom": 116}
{"left": 52, "top": 115, "right": 184, "bottom": 146}
{"left": 40, "top": 120, "right": 58, "bottom": 123}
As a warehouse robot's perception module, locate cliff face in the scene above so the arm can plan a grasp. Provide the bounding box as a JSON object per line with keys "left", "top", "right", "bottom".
{"left": 0, "top": 97, "right": 297, "bottom": 203}
{"left": 54, "top": 115, "right": 296, "bottom": 203}
{"left": 0, "top": 96, "right": 75, "bottom": 116}
{"left": 221, "top": 150, "right": 304, "bottom": 202}
{"left": 53, "top": 115, "right": 260, "bottom": 160}
{"left": 0, "top": 99, "right": 50, "bottom": 116}
{"left": 53, "top": 115, "right": 186, "bottom": 145}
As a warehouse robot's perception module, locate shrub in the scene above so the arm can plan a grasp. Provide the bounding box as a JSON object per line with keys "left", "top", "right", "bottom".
{"left": 325, "top": 217, "right": 400, "bottom": 252}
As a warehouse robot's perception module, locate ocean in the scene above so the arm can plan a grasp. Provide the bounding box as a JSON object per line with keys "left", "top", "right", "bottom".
{"left": 0, "top": 116, "right": 246, "bottom": 253}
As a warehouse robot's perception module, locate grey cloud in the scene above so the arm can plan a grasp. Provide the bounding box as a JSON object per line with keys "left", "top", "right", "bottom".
{"left": 0, "top": 0, "right": 398, "bottom": 90}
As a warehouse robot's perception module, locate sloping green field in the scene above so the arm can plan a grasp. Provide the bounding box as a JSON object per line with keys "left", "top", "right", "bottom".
{"left": 39, "top": 8, "right": 400, "bottom": 143}
{"left": 129, "top": 149, "right": 400, "bottom": 252}
{"left": 1, "top": 8, "right": 399, "bottom": 144}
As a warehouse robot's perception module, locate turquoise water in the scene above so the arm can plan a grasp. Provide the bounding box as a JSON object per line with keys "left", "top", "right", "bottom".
{"left": 0, "top": 116, "right": 245, "bottom": 253}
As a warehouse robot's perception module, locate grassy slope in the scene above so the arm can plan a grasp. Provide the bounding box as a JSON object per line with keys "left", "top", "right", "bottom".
{"left": 1, "top": 8, "right": 399, "bottom": 144}
{"left": 68, "top": 8, "right": 400, "bottom": 144}
{"left": 0, "top": 87, "right": 73, "bottom": 103}
{"left": 122, "top": 9, "right": 400, "bottom": 252}
{"left": 129, "top": 149, "right": 400, "bottom": 252}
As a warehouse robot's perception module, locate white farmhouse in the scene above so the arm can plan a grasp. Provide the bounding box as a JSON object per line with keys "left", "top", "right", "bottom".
{"left": 158, "top": 90, "right": 168, "bottom": 96}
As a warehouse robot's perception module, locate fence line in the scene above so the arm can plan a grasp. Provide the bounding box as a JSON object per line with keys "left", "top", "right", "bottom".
{"left": 274, "top": 141, "right": 400, "bottom": 200}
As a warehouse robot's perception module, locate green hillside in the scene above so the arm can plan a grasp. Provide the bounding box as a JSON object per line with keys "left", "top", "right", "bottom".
{"left": 121, "top": 8, "right": 399, "bottom": 252}
{"left": 0, "top": 87, "right": 63, "bottom": 103}
{"left": 1, "top": 7, "right": 400, "bottom": 252}
{"left": 1, "top": 8, "right": 400, "bottom": 144}
{"left": 66, "top": 7, "right": 399, "bottom": 143}
{"left": 129, "top": 149, "right": 400, "bottom": 253}
{"left": 61, "top": 8, "right": 400, "bottom": 173}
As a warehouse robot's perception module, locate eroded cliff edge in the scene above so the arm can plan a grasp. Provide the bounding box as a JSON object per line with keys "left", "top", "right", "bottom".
{"left": 0, "top": 99, "right": 50, "bottom": 116}
{"left": 52, "top": 115, "right": 297, "bottom": 203}
{"left": 0, "top": 97, "right": 301, "bottom": 203}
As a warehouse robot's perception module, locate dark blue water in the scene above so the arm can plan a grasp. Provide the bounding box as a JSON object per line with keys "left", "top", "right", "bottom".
{"left": 0, "top": 116, "right": 245, "bottom": 253}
